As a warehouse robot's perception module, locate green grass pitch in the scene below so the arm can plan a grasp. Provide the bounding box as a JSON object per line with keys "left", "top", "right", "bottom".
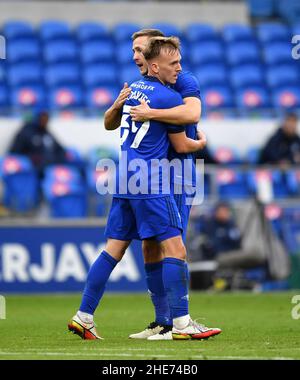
{"left": 0, "top": 292, "right": 299, "bottom": 360}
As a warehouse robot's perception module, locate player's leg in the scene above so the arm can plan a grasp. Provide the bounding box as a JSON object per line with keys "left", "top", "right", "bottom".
{"left": 129, "top": 240, "right": 170, "bottom": 339}
{"left": 77, "top": 238, "right": 129, "bottom": 321}
{"left": 68, "top": 198, "right": 137, "bottom": 340}
{"left": 130, "top": 190, "right": 192, "bottom": 339}
{"left": 149, "top": 195, "right": 221, "bottom": 340}
{"left": 130, "top": 196, "right": 185, "bottom": 340}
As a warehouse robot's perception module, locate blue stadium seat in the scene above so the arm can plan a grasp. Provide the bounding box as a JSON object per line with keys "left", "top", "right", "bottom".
{"left": 48, "top": 86, "right": 83, "bottom": 110}
{"left": 185, "top": 23, "right": 218, "bottom": 43}
{"left": 235, "top": 87, "right": 270, "bottom": 113}
{"left": 266, "top": 65, "right": 300, "bottom": 89}
{"left": 0, "top": 61, "right": 6, "bottom": 85}
{"left": 81, "top": 40, "right": 114, "bottom": 64}
{"left": 150, "top": 23, "right": 182, "bottom": 38}
{"left": 247, "top": 169, "right": 289, "bottom": 199}
{"left": 64, "top": 147, "right": 86, "bottom": 171}
{"left": 216, "top": 168, "right": 250, "bottom": 199}
{"left": 222, "top": 24, "right": 255, "bottom": 43}
{"left": 45, "top": 63, "right": 80, "bottom": 87}
{"left": 7, "top": 63, "right": 42, "bottom": 86}
{"left": 86, "top": 86, "right": 119, "bottom": 110}
{"left": 1, "top": 154, "right": 39, "bottom": 212}
{"left": 116, "top": 41, "right": 134, "bottom": 64}
{"left": 44, "top": 165, "right": 82, "bottom": 184}
{"left": 39, "top": 20, "right": 71, "bottom": 41}
{"left": 291, "top": 24, "right": 300, "bottom": 38}
{"left": 213, "top": 147, "right": 241, "bottom": 165}
{"left": 43, "top": 39, "right": 78, "bottom": 64}
{"left": 179, "top": 40, "right": 188, "bottom": 64}
{"left": 246, "top": 146, "right": 260, "bottom": 165}
{"left": 194, "top": 64, "right": 227, "bottom": 87}
{"left": 246, "top": 0, "right": 275, "bottom": 18}
{"left": 201, "top": 86, "right": 234, "bottom": 111}
{"left": 113, "top": 23, "right": 141, "bottom": 42}
{"left": 190, "top": 41, "right": 223, "bottom": 66}
{"left": 263, "top": 43, "right": 294, "bottom": 65}
{"left": 10, "top": 86, "right": 46, "bottom": 109}
{"left": 286, "top": 169, "right": 300, "bottom": 195}
{"left": 83, "top": 64, "right": 117, "bottom": 87}
{"left": 272, "top": 87, "right": 300, "bottom": 110}
{"left": 87, "top": 146, "right": 119, "bottom": 167}
{"left": 43, "top": 181, "right": 87, "bottom": 218}
{"left": 230, "top": 65, "right": 264, "bottom": 88}
{"left": 7, "top": 39, "right": 40, "bottom": 63}
{"left": 256, "top": 23, "right": 290, "bottom": 43}
{"left": 226, "top": 42, "right": 260, "bottom": 66}
{"left": 77, "top": 22, "right": 110, "bottom": 43}
{"left": 86, "top": 166, "right": 113, "bottom": 217}
{"left": 118, "top": 65, "right": 140, "bottom": 86}
{"left": 0, "top": 85, "right": 8, "bottom": 110}
{"left": 3, "top": 21, "right": 35, "bottom": 40}
{"left": 277, "top": 0, "right": 300, "bottom": 25}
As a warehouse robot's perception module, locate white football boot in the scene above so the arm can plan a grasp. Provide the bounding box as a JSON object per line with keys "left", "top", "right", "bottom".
{"left": 68, "top": 314, "right": 103, "bottom": 340}
{"left": 147, "top": 325, "right": 173, "bottom": 340}
{"left": 129, "top": 322, "right": 165, "bottom": 339}
{"left": 172, "top": 319, "right": 222, "bottom": 340}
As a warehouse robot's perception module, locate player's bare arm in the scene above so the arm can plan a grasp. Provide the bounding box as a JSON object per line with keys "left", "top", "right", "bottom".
{"left": 104, "top": 83, "right": 132, "bottom": 130}
{"left": 130, "top": 97, "right": 201, "bottom": 125}
{"left": 168, "top": 130, "right": 206, "bottom": 154}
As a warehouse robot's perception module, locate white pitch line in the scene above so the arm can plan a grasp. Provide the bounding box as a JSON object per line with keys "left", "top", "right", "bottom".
{"left": 0, "top": 352, "right": 171, "bottom": 358}
{"left": 0, "top": 352, "right": 296, "bottom": 360}
{"left": 191, "top": 356, "right": 295, "bottom": 360}
{"left": 17, "top": 347, "right": 190, "bottom": 352}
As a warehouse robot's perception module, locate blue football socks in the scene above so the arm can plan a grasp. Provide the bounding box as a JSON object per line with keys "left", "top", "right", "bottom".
{"left": 79, "top": 250, "right": 118, "bottom": 315}
{"left": 145, "top": 262, "right": 171, "bottom": 326}
{"left": 162, "top": 257, "right": 189, "bottom": 320}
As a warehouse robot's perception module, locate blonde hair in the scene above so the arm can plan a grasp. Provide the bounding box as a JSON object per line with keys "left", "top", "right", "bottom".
{"left": 143, "top": 36, "right": 180, "bottom": 61}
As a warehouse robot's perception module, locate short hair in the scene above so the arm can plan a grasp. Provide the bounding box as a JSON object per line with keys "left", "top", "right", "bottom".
{"left": 143, "top": 36, "right": 180, "bottom": 61}
{"left": 131, "top": 29, "right": 165, "bottom": 41}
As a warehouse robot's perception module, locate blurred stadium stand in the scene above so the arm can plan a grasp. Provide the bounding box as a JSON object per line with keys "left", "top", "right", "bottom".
{"left": 0, "top": 0, "right": 298, "bottom": 116}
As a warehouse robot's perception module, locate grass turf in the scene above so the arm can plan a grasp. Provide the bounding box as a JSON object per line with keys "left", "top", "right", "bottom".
{"left": 0, "top": 292, "right": 299, "bottom": 360}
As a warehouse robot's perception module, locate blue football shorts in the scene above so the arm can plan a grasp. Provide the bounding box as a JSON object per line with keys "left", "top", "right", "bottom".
{"left": 172, "top": 183, "right": 196, "bottom": 243}
{"left": 104, "top": 195, "right": 182, "bottom": 242}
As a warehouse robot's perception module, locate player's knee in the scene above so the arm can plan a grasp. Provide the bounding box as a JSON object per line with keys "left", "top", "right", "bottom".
{"left": 142, "top": 240, "right": 163, "bottom": 264}
{"left": 168, "top": 248, "right": 186, "bottom": 261}
{"left": 161, "top": 236, "right": 187, "bottom": 261}
{"left": 105, "top": 239, "right": 129, "bottom": 261}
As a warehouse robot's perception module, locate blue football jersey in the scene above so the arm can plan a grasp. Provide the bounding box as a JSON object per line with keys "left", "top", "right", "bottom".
{"left": 168, "top": 71, "right": 201, "bottom": 187}
{"left": 116, "top": 76, "right": 184, "bottom": 198}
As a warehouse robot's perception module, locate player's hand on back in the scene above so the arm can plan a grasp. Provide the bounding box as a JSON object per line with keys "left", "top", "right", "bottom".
{"left": 113, "top": 83, "right": 132, "bottom": 110}
{"left": 130, "top": 99, "right": 151, "bottom": 122}
{"left": 197, "top": 130, "right": 207, "bottom": 150}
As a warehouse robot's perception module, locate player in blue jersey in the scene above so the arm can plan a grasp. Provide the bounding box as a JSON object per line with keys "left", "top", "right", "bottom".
{"left": 68, "top": 37, "right": 218, "bottom": 340}
{"left": 103, "top": 30, "right": 221, "bottom": 340}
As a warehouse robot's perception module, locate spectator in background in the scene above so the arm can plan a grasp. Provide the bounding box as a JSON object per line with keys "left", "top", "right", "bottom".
{"left": 199, "top": 202, "right": 242, "bottom": 260}
{"left": 9, "top": 111, "right": 66, "bottom": 176}
{"left": 190, "top": 202, "right": 265, "bottom": 270}
{"left": 259, "top": 113, "right": 300, "bottom": 166}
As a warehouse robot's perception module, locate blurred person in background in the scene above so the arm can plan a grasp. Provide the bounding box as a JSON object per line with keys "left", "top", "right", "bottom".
{"left": 192, "top": 202, "right": 265, "bottom": 270}
{"left": 9, "top": 111, "right": 66, "bottom": 176}
{"left": 259, "top": 113, "right": 300, "bottom": 167}
{"left": 199, "top": 202, "right": 242, "bottom": 261}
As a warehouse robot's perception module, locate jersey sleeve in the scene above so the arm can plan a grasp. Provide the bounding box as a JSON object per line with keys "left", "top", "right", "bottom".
{"left": 174, "top": 72, "right": 201, "bottom": 99}
{"left": 166, "top": 124, "right": 185, "bottom": 134}
{"left": 159, "top": 90, "right": 185, "bottom": 133}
